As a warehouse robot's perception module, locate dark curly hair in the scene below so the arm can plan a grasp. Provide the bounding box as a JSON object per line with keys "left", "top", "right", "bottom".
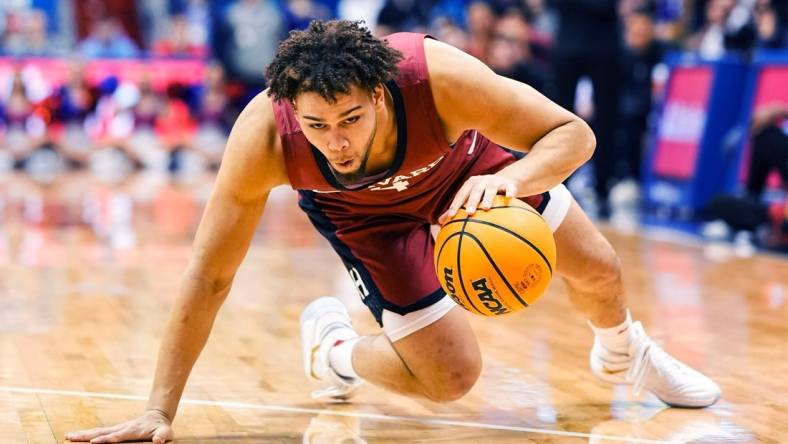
{"left": 266, "top": 20, "right": 403, "bottom": 103}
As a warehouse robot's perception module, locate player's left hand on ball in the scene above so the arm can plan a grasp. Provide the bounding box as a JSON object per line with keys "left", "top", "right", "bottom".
{"left": 438, "top": 174, "right": 518, "bottom": 225}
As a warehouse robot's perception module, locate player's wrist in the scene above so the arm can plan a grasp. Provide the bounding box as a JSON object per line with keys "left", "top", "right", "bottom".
{"left": 493, "top": 170, "right": 526, "bottom": 197}
{"left": 144, "top": 407, "right": 173, "bottom": 422}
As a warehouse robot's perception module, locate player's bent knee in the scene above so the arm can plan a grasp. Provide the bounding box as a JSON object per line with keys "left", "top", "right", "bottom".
{"left": 421, "top": 353, "right": 482, "bottom": 403}
{"left": 598, "top": 252, "right": 623, "bottom": 286}
{"left": 389, "top": 304, "right": 482, "bottom": 402}
{"left": 575, "top": 247, "right": 623, "bottom": 293}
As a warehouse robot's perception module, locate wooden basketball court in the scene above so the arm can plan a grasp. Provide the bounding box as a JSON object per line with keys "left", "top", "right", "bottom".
{"left": 1, "top": 172, "right": 786, "bottom": 443}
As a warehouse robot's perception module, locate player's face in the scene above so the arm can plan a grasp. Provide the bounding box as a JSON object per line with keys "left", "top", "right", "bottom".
{"left": 293, "top": 84, "right": 385, "bottom": 183}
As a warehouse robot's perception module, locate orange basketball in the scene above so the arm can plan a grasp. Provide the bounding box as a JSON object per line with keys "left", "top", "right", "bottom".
{"left": 434, "top": 195, "right": 556, "bottom": 316}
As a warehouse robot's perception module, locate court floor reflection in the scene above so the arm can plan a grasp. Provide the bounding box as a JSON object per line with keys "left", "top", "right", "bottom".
{"left": 1, "top": 172, "right": 786, "bottom": 443}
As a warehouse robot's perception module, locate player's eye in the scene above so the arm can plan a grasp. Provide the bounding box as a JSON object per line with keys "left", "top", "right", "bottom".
{"left": 310, "top": 123, "right": 327, "bottom": 129}
{"left": 343, "top": 116, "right": 360, "bottom": 125}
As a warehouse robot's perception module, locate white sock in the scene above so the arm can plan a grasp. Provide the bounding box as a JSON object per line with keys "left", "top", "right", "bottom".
{"left": 588, "top": 310, "right": 633, "bottom": 357}
{"left": 328, "top": 336, "right": 361, "bottom": 380}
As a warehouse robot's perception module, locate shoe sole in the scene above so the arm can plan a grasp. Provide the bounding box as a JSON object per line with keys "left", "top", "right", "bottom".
{"left": 658, "top": 391, "right": 722, "bottom": 409}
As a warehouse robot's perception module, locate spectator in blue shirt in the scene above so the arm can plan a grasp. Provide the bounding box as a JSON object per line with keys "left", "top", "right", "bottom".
{"left": 78, "top": 15, "right": 140, "bottom": 58}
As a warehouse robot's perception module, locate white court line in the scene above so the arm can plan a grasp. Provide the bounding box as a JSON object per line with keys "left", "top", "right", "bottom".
{"left": 0, "top": 386, "right": 674, "bottom": 444}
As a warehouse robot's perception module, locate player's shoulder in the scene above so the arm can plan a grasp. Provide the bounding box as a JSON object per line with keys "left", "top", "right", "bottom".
{"left": 422, "top": 38, "right": 494, "bottom": 139}
{"left": 222, "top": 90, "right": 288, "bottom": 189}
{"left": 422, "top": 38, "right": 474, "bottom": 89}
{"left": 227, "top": 90, "right": 282, "bottom": 156}
{"left": 232, "top": 90, "right": 279, "bottom": 143}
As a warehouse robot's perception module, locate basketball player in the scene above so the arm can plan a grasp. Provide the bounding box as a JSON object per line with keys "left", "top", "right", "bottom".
{"left": 66, "top": 21, "right": 720, "bottom": 443}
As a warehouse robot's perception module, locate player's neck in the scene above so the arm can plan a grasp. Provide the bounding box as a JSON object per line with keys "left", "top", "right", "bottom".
{"left": 364, "top": 85, "right": 398, "bottom": 175}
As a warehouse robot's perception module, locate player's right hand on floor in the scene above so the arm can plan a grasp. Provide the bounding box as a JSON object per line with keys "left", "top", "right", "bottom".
{"left": 65, "top": 410, "right": 173, "bottom": 443}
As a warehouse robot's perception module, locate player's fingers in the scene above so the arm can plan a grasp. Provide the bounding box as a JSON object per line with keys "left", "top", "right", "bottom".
{"left": 480, "top": 181, "right": 502, "bottom": 210}
{"left": 446, "top": 179, "right": 475, "bottom": 218}
{"left": 505, "top": 181, "right": 517, "bottom": 198}
{"left": 65, "top": 425, "right": 123, "bottom": 442}
{"left": 90, "top": 433, "right": 119, "bottom": 443}
{"left": 465, "top": 180, "right": 487, "bottom": 214}
{"left": 90, "top": 428, "right": 137, "bottom": 444}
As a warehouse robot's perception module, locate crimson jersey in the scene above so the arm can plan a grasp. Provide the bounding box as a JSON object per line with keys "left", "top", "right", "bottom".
{"left": 271, "top": 33, "right": 553, "bottom": 326}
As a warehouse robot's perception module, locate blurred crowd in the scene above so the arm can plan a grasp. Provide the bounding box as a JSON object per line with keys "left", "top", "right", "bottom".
{"left": 0, "top": 0, "right": 786, "bottom": 205}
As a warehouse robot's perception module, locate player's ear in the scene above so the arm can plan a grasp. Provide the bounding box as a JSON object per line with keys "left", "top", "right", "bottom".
{"left": 372, "top": 84, "right": 385, "bottom": 110}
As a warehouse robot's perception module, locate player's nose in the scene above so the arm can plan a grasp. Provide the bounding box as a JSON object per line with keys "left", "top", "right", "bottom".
{"left": 327, "top": 131, "right": 350, "bottom": 152}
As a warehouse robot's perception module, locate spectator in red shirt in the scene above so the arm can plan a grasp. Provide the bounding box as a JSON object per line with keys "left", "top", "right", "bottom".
{"left": 151, "top": 14, "right": 208, "bottom": 58}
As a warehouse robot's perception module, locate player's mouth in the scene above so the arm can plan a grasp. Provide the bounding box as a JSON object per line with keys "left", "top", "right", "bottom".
{"left": 333, "top": 158, "right": 355, "bottom": 170}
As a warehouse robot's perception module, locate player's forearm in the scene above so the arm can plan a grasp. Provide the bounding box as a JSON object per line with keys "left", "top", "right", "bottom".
{"left": 145, "top": 273, "right": 231, "bottom": 420}
{"left": 497, "top": 119, "right": 595, "bottom": 196}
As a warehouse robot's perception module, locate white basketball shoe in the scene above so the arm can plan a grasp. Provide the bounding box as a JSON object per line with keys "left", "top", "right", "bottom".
{"left": 590, "top": 321, "right": 721, "bottom": 408}
{"left": 300, "top": 296, "right": 363, "bottom": 401}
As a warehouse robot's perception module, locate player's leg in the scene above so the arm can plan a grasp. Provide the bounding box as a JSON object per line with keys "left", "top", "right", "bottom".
{"left": 507, "top": 181, "right": 627, "bottom": 328}
{"left": 301, "top": 295, "right": 480, "bottom": 402}
{"left": 552, "top": 196, "right": 721, "bottom": 407}
{"left": 308, "top": 185, "right": 572, "bottom": 402}
{"left": 303, "top": 295, "right": 481, "bottom": 402}
{"left": 553, "top": 199, "right": 627, "bottom": 328}
{"left": 351, "top": 305, "right": 481, "bottom": 401}
{"left": 298, "top": 193, "right": 482, "bottom": 402}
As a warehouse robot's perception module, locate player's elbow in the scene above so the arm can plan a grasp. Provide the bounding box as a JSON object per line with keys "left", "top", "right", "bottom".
{"left": 183, "top": 267, "right": 234, "bottom": 302}
{"left": 574, "top": 118, "right": 596, "bottom": 164}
